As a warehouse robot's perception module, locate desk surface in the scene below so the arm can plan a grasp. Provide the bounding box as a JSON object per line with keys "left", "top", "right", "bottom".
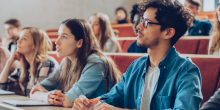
{"left": 0, "top": 95, "right": 72, "bottom": 110}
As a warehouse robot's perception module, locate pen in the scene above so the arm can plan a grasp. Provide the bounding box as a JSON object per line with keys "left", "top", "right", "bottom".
{"left": 74, "top": 98, "right": 108, "bottom": 103}
{"left": 53, "top": 90, "right": 64, "bottom": 102}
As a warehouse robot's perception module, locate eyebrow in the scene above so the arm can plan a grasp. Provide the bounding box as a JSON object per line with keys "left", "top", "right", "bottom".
{"left": 143, "top": 18, "right": 153, "bottom": 22}
{"left": 58, "top": 33, "right": 68, "bottom": 36}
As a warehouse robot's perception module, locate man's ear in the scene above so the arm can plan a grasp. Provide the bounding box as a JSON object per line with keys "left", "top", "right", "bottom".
{"left": 77, "top": 39, "right": 83, "bottom": 48}
{"left": 164, "top": 28, "right": 175, "bottom": 39}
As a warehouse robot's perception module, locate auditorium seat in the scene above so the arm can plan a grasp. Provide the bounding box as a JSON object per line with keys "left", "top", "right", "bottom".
{"left": 197, "top": 38, "right": 210, "bottom": 54}
{"left": 174, "top": 39, "right": 200, "bottom": 54}
{"left": 111, "top": 24, "right": 136, "bottom": 37}
{"left": 104, "top": 53, "right": 220, "bottom": 106}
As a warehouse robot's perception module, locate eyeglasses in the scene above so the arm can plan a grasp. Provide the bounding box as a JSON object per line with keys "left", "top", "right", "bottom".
{"left": 141, "top": 19, "right": 165, "bottom": 28}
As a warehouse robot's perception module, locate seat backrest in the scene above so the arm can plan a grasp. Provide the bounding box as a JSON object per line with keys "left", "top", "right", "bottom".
{"left": 197, "top": 39, "right": 210, "bottom": 54}
{"left": 174, "top": 39, "right": 200, "bottom": 54}
{"left": 112, "top": 24, "right": 135, "bottom": 37}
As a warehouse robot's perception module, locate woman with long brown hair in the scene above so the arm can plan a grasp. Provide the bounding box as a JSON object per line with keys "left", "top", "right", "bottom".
{"left": 0, "top": 27, "right": 59, "bottom": 96}
{"left": 209, "top": 4, "right": 220, "bottom": 55}
{"left": 89, "top": 13, "right": 121, "bottom": 52}
{"left": 30, "top": 18, "right": 122, "bottom": 108}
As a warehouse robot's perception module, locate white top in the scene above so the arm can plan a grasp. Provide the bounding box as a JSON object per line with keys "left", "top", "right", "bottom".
{"left": 140, "top": 66, "right": 160, "bottom": 110}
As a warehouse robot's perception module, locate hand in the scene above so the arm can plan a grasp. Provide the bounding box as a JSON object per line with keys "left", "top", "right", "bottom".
{"left": 94, "top": 103, "right": 125, "bottom": 110}
{"left": 30, "top": 84, "right": 48, "bottom": 94}
{"left": 72, "top": 95, "right": 99, "bottom": 110}
{"left": 9, "top": 50, "right": 22, "bottom": 63}
{"left": 47, "top": 90, "right": 65, "bottom": 106}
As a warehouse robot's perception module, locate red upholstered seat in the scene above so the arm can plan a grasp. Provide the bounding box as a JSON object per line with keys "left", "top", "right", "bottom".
{"left": 112, "top": 24, "right": 136, "bottom": 37}
{"left": 122, "top": 40, "right": 136, "bottom": 53}
{"left": 197, "top": 39, "right": 210, "bottom": 54}
{"left": 174, "top": 39, "right": 200, "bottom": 54}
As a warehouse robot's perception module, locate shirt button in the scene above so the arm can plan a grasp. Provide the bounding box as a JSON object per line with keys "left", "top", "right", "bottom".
{"left": 139, "top": 96, "right": 141, "bottom": 99}
{"left": 164, "top": 66, "right": 166, "bottom": 69}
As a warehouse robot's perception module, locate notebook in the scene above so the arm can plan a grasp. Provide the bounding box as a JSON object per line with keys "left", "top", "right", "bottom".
{"left": 2, "top": 100, "right": 52, "bottom": 107}
{"left": 0, "top": 90, "right": 15, "bottom": 95}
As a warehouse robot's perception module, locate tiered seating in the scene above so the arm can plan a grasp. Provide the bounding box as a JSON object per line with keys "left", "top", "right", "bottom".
{"left": 197, "top": 11, "right": 216, "bottom": 23}
{"left": 118, "top": 37, "right": 210, "bottom": 54}
{"left": 111, "top": 23, "right": 136, "bottom": 37}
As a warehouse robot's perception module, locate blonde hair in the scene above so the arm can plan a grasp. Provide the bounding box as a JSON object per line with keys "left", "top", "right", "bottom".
{"left": 19, "top": 27, "right": 52, "bottom": 83}
{"left": 93, "top": 13, "right": 122, "bottom": 52}
{"left": 209, "top": 13, "right": 220, "bottom": 55}
{"left": 59, "top": 18, "right": 122, "bottom": 92}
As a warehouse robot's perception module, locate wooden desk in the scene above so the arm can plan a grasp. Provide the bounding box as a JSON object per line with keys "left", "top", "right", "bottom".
{"left": 0, "top": 95, "right": 72, "bottom": 110}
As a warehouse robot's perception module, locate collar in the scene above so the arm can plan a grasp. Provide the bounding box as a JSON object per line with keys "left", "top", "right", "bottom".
{"left": 142, "top": 46, "right": 177, "bottom": 77}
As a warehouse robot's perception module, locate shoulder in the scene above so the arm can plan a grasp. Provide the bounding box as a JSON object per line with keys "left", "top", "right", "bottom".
{"left": 40, "top": 57, "right": 59, "bottom": 68}
{"left": 87, "top": 54, "right": 104, "bottom": 64}
{"left": 197, "top": 19, "right": 212, "bottom": 26}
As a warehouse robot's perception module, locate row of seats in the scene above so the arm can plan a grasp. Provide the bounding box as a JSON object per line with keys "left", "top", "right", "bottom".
{"left": 48, "top": 52, "right": 220, "bottom": 106}
{"left": 118, "top": 37, "right": 210, "bottom": 54}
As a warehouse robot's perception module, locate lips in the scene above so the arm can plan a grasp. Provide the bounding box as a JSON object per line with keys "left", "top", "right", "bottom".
{"left": 56, "top": 47, "right": 60, "bottom": 52}
{"left": 137, "top": 33, "right": 143, "bottom": 38}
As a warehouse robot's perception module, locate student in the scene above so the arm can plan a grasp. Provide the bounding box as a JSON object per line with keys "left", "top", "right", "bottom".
{"left": 0, "top": 27, "right": 59, "bottom": 96}
{"left": 184, "top": 0, "right": 212, "bottom": 36}
{"left": 30, "top": 18, "right": 122, "bottom": 108}
{"left": 3, "top": 19, "right": 22, "bottom": 52}
{"left": 72, "top": 0, "right": 202, "bottom": 110}
{"left": 0, "top": 37, "right": 20, "bottom": 73}
{"left": 201, "top": 1, "right": 220, "bottom": 109}
{"left": 89, "top": 13, "right": 122, "bottom": 53}
{"left": 115, "top": 7, "right": 128, "bottom": 24}
{"left": 209, "top": 1, "right": 220, "bottom": 55}
{"left": 128, "top": 3, "right": 148, "bottom": 53}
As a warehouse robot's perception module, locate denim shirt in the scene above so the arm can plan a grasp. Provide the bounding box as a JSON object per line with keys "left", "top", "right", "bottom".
{"left": 40, "top": 54, "right": 112, "bottom": 103}
{"left": 101, "top": 46, "right": 202, "bottom": 110}
{"left": 188, "top": 19, "right": 212, "bottom": 36}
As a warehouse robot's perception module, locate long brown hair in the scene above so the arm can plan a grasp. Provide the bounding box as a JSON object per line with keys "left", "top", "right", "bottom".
{"left": 92, "top": 13, "right": 121, "bottom": 52}
{"left": 209, "top": 13, "right": 220, "bottom": 55}
{"left": 59, "top": 18, "right": 122, "bottom": 92}
{"left": 19, "top": 27, "right": 53, "bottom": 83}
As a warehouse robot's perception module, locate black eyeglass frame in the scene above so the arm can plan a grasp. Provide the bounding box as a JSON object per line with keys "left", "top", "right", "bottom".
{"left": 141, "top": 18, "right": 168, "bottom": 28}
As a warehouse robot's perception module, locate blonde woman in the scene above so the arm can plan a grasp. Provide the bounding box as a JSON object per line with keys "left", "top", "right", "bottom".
{"left": 30, "top": 18, "right": 122, "bottom": 108}
{"left": 0, "top": 27, "right": 59, "bottom": 96}
{"left": 89, "top": 13, "right": 121, "bottom": 52}
{"left": 209, "top": 3, "right": 220, "bottom": 55}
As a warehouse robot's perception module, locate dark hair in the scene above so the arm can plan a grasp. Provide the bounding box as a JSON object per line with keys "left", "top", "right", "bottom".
{"left": 115, "top": 7, "right": 128, "bottom": 19}
{"left": 5, "top": 19, "right": 21, "bottom": 27}
{"left": 185, "top": 0, "right": 201, "bottom": 8}
{"left": 138, "top": 0, "right": 194, "bottom": 45}
{"left": 59, "top": 18, "right": 122, "bottom": 92}
{"left": 130, "top": 3, "right": 139, "bottom": 24}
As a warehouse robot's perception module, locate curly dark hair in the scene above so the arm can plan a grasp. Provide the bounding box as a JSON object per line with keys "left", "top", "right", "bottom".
{"left": 138, "top": 0, "right": 194, "bottom": 45}
{"left": 115, "top": 7, "right": 128, "bottom": 19}
{"left": 130, "top": 3, "right": 139, "bottom": 24}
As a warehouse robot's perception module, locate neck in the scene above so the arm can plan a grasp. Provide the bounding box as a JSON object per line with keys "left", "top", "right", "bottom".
{"left": 148, "top": 42, "right": 171, "bottom": 67}
{"left": 68, "top": 54, "right": 76, "bottom": 63}
{"left": 24, "top": 52, "right": 35, "bottom": 65}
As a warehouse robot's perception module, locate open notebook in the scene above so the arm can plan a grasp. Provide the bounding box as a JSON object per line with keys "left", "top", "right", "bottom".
{"left": 2, "top": 100, "right": 52, "bottom": 107}
{"left": 0, "top": 90, "right": 15, "bottom": 95}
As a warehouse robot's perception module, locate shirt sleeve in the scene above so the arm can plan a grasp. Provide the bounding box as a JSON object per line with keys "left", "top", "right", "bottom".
{"left": 65, "top": 57, "right": 105, "bottom": 103}
{"left": 200, "top": 88, "right": 220, "bottom": 110}
{"left": 170, "top": 64, "right": 202, "bottom": 110}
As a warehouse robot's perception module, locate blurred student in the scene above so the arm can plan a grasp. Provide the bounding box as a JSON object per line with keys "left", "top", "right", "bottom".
{"left": 128, "top": 3, "right": 148, "bottom": 53}
{"left": 89, "top": 13, "right": 121, "bottom": 52}
{"left": 3, "top": 19, "right": 22, "bottom": 52}
{"left": 30, "top": 18, "right": 122, "bottom": 108}
{"left": 184, "top": 0, "right": 212, "bottom": 36}
{"left": 72, "top": 0, "right": 202, "bottom": 109}
{"left": 209, "top": 1, "right": 220, "bottom": 55}
{"left": 0, "top": 27, "right": 58, "bottom": 96}
{"left": 0, "top": 37, "right": 19, "bottom": 73}
{"left": 115, "top": 7, "right": 128, "bottom": 24}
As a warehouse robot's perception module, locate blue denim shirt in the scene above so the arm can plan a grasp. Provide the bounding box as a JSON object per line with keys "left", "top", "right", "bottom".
{"left": 40, "top": 55, "right": 113, "bottom": 103}
{"left": 188, "top": 19, "right": 212, "bottom": 36}
{"left": 101, "top": 46, "right": 202, "bottom": 110}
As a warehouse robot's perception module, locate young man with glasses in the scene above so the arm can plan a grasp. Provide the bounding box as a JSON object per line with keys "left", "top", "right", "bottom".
{"left": 72, "top": 0, "right": 202, "bottom": 110}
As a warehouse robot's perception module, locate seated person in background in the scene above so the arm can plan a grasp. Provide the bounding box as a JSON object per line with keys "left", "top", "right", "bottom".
{"left": 72, "top": 0, "right": 202, "bottom": 110}
{"left": 30, "top": 18, "right": 122, "bottom": 108}
{"left": 3, "top": 19, "right": 21, "bottom": 52}
{"left": 184, "top": 0, "right": 212, "bottom": 36}
{"left": 115, "top": 7, "right": 128, "bottom": 24}
{"left": 0, "top": 37, "right": 20, "bottom": 73}
{"left": 89, "top": 13, "right": 122, "bottom": 52}
{"left": 209, "top": 2, "right": 220, "bottom": 55}
{"left": 128, "top": 3, "right": 148, "bottom": 53}
{"left": 0, "top": 27, "right": 59, "bottom": 96}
